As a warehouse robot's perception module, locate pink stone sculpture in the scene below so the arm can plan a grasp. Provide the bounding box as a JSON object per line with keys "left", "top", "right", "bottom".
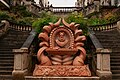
{"left": 33, "top": 18, "right": 91, "bottom": 76}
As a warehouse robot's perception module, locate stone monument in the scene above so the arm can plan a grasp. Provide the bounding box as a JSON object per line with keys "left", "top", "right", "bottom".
{"left": 33, "top": 18, "right": 91, "bottom": 76}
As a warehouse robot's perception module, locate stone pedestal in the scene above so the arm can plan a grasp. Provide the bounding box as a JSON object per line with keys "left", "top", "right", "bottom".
{"left": 96, "top": 49, "right": 112, "bottom": 80}
{"left": 96, "top": 70, "right": 112, "bottom": 80}
{"left": 12, "top": 48, "right": 30, "bottom": 80}
{"left": 33, "top": 65, "right": 91, "bottom": 77}
{"left": 12, "top": 69, "right": 28, "bottom": 80}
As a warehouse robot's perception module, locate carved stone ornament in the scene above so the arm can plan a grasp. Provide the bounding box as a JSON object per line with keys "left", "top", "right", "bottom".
{"left": 33, "top": 65, "right": 91, "bottom": 77}
{"left": 33, "top": 18, "right": 91, "bottom": 76}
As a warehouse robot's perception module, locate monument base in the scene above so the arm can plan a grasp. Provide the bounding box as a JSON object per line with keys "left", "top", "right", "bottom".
{"left": 33, "top": 65, "right": 91, "bottom": 77}
{"left": 25, "top": 76, "right": 100, "bottom": 80}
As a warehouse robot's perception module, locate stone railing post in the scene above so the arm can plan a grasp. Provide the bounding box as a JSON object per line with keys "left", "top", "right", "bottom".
{"left": 117, "top": 21, "right": 120, "bottom": 30}
{"left": 96, "top": 49, "right": 112, "bottom": 80}
{"left": 12, "top": 48, "right": 30, "bottom": 80}
{"left": 1, "top": 20, "right": 10, "bottom": 31}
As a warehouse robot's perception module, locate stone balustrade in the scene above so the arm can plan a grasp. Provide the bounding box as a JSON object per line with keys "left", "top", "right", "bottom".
{"left": 89, "top": 21, "right": 117, "bottom": 31}
{"left": 88, "top": 28, "right": 112, "bottom": 80}
{"left": 0, "top": 20, "right": 32, "bottom": 32}
{"left": 9, "top": 21, "right": 32, "bottom": 31}
{"left": 45, "top": 7, "right": 83, "bottom": 13}
{"left": 12, "top": 30, "right": 36, "bottom": 80}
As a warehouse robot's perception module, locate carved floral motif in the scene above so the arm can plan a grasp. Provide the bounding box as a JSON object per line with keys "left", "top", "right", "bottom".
{"left": 33, "top": 65, "right": 91, "bottom": 76}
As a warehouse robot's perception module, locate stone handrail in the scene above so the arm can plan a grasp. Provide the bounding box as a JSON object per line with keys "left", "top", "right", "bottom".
{"left": 12, "top": 29, "right": 37, "bottom": 80}
{"left": 88, "top": 28, "right": 103, "bottom": 49}
{"left": 9, "top": 21, "right": 32, "bottom": 31}
{"left": 21, "top": 29, "right": 36, "bottom": 48}
{"left": 88, "top": 28, "right": 112, "bottom": 80}
{"left": 89, "top": 21, "right": 117, "bottom": 31}
{"left": 45, "top": 7, "right": 83, "bottom": 13}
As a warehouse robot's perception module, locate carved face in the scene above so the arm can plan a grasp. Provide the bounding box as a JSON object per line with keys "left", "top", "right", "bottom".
{"left": 58, "top": 32, "right": 65, "bottom": 42}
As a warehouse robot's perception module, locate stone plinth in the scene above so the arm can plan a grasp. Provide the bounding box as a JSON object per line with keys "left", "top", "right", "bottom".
{"left": 25, "top": 76, "right": 99, "bottom": 80}
{"left": 33, "top": 65, "right": 91, "bottom": 77}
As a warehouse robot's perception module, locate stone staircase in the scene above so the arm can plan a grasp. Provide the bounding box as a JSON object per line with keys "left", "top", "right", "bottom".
{"left": 0, "top": 29, "right": 30, "bottom": 80}
{"left": 95, "top": 29, "right": 120, "bottom": 80}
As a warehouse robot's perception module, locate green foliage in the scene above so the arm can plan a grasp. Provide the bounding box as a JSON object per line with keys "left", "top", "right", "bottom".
{"left": 32, "top": 12, "right": 59, "bottom": 33}
{"left": 87, "top": 18, "right": 109, "bottom": 26}
{"left": 17, "top": 17, "right": 36, "bottom": 25}
{"left": 65, "top": 13, "right": 88, "bottom": 35}
{"left": 11, "top": 5, "right": 32, "bottom": 17}
{"left": 0, "top": 11, "right": 10, "bottom": 21}
{"left": 0, "top": 5, "right": 36, "bottom": 26}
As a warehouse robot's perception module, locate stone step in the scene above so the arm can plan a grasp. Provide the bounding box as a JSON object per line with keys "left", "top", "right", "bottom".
{"left": 0, "top": 51, "right": 12, "bottom": 53}
{"left": 0, "top": 62, "right": 13, "bottom": 66}
{"left": 111, "top": 66, "right": 120, "bottom": 70}
{"left": 111, "top": 53, "right": 120, "bottom": 56}
{"left": 0, "top": 53, "right": 13, "bottom": 56}
{"left": 95, "top": 35, "right": 120, "bottom": 38}
{"left": 111, "top": 56, "right": 120, "bottom": 59}
{"left": 96, "top": 34, "right": 120, "bottom": 37}
{"left": 0, "top": 59, "right": 14, "bottom": 63}
{"left": 2, "top": 39, "right": 27, "bottom": 42}
{"left": 25, "top": 76, "right": 100, "bottom": 80}
{"left": 95, "top": 34, "right": 120, "bottom": 37}
{"left": 98, "top": 39, "right": 120, "bottom": 42}
{"left": 0, "top": 66, "right": 13, "bottom": 70}
{"left": 0, "top": 56, "right": 14, "bottom": 60}
{"left": 0, "top": 70, "right": 12, "bottom": 75}
{"left": 111, "top": 70, "right": 120, "bottom": 74}
{"left": 96, "top": 31, "right": 119, "bottom": 34}
{"left": 111, "top": 62, "right": 120, "bottom": 66}
{"left": 95, "top": 33, "right": 119, "bottom": 36}
{"left": 101, "top": 43, "right": 120, "bottom": 46}
{"left": 111, "top": 59, "right": 120, "bottom": 62}
{"left": 112, "top": 74, "right": 120, "bottom": 79}
{"left": 112, "top": 49, "right": 120, "bottom": 52}
{"left": 0, "top": 54, "right": 14, "bottom": 58}
{"left": 103, "top": 46, "right": 120, "bottom": 49}
{"left": 103, "top": 47, "right": 120, "bottom": 49}
{"left": 0, "top": 46, "right": 20, "bottom": 49}
{"left": 0, "top": 41, "right": 26, "bottom": 44}
{"left": 0, "top": 75, "right": 12, "bottom": 80}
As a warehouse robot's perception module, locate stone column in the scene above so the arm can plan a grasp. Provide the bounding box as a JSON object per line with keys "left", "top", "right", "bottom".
{"left": 117, "top": 21, "right": 120, "bottom": 30}
{"left": 94, "top": 0, "right": 100, "bottom": 12}
{"left": 111, "top": 0, "right": 115, "bottom": 6}
{"left": 12, "top": 48, "right": 30, "bottom": 80}
{"left": 96, "top": 49, "right": 112, "bottom": 80}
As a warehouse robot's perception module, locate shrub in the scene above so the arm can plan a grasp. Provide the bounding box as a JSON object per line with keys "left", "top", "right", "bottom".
{"left": 32, "top": 13, "right": 59, "bottom": 33}
{"left": 11, "top": 5, "right": 32, "bottom": 17}
{"left": 0, "top": 11, "right": 10, "bottom": 21}
{"left": 65, "top": 13, "right": 88, "bottom": 35}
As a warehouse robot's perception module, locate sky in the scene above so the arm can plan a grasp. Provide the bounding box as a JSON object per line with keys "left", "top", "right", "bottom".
{"left": 34, "top": 0, "right": 77, "bottom": 7}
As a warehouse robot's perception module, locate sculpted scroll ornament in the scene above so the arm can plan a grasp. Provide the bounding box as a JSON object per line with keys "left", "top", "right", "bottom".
{"left": 33, "top": 18, "right": 91, "bottom": 76}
